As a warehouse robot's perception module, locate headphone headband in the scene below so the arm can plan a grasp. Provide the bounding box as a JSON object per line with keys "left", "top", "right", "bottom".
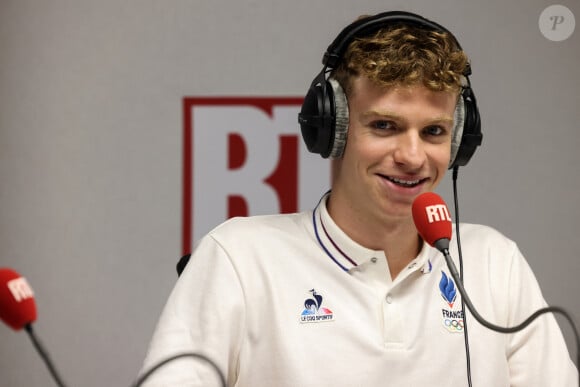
{"left": 299, "top": 11, "right": 482, "bottom": 167}
{"left": 323, "top": 11, "right": 462, "bottom": 69}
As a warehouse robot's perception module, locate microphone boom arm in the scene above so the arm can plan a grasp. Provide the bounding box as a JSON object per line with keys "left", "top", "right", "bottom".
{"left": 439, "top": 247, "right": 580, "bottom": 370}
{"left": 25, "top": 324, "right": 67, "bottom": 387}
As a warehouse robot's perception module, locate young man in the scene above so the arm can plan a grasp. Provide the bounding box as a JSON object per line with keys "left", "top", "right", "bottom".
{"left": 140, "top": 11, "right": 577, "bottom": 386}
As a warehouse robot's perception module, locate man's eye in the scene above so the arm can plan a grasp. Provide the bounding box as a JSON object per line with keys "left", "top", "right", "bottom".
{"left": 372, "top": 120, "right": 394, "bottom": 130}
{"left": 425, "top": 126, "right": 445, "bottom": 136}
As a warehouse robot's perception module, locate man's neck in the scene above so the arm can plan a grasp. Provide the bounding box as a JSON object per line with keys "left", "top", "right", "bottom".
{"left": 326, "top": 196, "right": 422, "bottom": 280}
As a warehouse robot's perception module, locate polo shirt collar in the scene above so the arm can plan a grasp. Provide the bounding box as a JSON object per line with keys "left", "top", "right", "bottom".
{"left": 313, "top": 192, "right": 434, "bottom": 275}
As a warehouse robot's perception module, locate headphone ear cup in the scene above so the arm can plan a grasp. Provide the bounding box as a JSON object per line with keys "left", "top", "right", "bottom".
{"left": 449, "top": 87, "right": 482, "bottom": 168}
{"left": 327, "top": 79, "right": 349, "bottom": 158}
{"left": 298, "top": 78, "right": 349, "bottom": 158}
{"left": 449, "top": 97, "right": 465, "bottom": 168}
{"left": 299, "top": 78, "right": 333, "bottom": 158}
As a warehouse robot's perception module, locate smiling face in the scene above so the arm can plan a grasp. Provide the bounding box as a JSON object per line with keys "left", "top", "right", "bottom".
{"left": 328, "top": 76, "right": 458, "bottom": 229}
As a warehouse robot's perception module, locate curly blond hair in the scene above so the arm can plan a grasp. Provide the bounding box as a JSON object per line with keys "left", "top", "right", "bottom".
{"left": 331, "top": 23, "right": 469, "bottom": 95}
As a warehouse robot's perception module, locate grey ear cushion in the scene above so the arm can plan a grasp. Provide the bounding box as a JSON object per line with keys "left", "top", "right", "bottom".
{"left": 328, "top": 78, "right": 349, "bottom": 158}
{"left": 328, "top": 79, "right": 464, "bottom": 163}
{"left": 450, "top": 96, "right": 465, "bottom": 168}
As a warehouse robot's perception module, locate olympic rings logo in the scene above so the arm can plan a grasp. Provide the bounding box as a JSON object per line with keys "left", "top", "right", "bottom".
{"left": 443, "top": 318, "right": 464, "bottom": 332}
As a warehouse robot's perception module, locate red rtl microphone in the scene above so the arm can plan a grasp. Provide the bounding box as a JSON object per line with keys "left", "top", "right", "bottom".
{"left": 412, "top": 191, "right": 453, "bottom": 252}
{"left": 0, "top": 267, "right": 68, "bottom": 387}
{"left": 411, "top": 193, "right": 580, "bottom": 371}
{"left": 0, "top": 268, "right": 37, "bottom": 330}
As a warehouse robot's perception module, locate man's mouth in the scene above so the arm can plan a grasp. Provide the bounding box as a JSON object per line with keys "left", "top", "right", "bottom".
{"left": 382, "top": 175, "right": 426, "bottom": 188}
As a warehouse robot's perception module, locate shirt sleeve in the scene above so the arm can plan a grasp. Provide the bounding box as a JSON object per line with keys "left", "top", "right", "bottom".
{"left": 503, "top": 244, "right": 578, "bottom": 387}
{"left": 138, "top": 234, "right": 245, "bottom": 387}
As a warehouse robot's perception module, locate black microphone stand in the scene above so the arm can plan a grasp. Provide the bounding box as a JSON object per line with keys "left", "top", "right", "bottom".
{"left": 435, "top": 238, "right": 580, "bottom": 384}
{"left": 24, "top": 323, "right": 68, "bottom": 387}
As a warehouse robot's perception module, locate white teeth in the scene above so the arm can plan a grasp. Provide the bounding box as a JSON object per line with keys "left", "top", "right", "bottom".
{"left": 388, "top": 177, "right": 421, "bottom": 186}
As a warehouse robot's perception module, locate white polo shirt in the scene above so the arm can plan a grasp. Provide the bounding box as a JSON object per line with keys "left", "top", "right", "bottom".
{"left": 140, "top": 194, "right": 578, "bottom": 386}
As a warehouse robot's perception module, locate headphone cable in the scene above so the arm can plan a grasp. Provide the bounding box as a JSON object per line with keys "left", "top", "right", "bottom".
{"left": 452, "top": 166, "right": 473, "bottom": 387}
{"left": 448, "top": 167, "right": 579, "bottom": 385}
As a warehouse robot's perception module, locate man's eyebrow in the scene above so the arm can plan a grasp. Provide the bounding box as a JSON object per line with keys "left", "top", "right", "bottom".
{"left": 429, "top": 116, "right": 455, "bottom": 125}
{"left": 360, "top": 110, "right": 454, "bottom": 125}
{"left": 360, "top": 110, "right": 402, "bottom": 120}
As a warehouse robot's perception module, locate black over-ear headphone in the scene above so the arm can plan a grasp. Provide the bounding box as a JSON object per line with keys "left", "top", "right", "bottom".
{"left": 298, "top": 11, "right": 483, "bottom": 169}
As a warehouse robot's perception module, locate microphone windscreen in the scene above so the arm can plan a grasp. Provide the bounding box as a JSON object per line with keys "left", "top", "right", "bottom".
{"left": 412, "top": 192, "right": 452, "bottom": 247}
{"left": 0, "top": 268, "right": 37, "bottom": 330}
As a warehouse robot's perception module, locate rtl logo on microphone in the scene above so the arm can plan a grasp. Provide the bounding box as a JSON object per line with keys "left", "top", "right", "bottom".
{"left": 7, "top": 277, "right": 34, "bottom": 302}
{"left": 425, "top": 204, "right": 451, "bottom": 224}
{"left": 182, "top": 97, "right": 330, "bottom": 254}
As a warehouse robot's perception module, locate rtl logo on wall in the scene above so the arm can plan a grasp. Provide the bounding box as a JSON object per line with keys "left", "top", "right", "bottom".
{"left": 182, "top": 97, "right": 330, "bottom": 254}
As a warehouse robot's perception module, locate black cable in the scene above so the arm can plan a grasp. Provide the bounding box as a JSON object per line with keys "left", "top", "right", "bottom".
{"left": 451, "top": 166, "right": 473, "bottom": 387}
{"left": 131, "top": 352, "right": 227, "bottom": 387}
{"left": 24, "top": 324, "right": 67, "bottom": 387}
{"left": 436, "top": 230, "right": 580, "bottom": 385}
{"left": 441, "top": 245, "right": 580, "bottom": 344}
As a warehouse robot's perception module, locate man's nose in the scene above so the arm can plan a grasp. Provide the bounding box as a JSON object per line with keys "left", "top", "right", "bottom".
{"left": 392, "top": 131, "right": 426, "bottom": 169}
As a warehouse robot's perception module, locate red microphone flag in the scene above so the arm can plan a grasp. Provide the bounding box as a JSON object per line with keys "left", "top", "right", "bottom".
{"left": 0, "top": 268, "right": 37, "bottom": 330}
{"left": 412, "top": 192, "right": 452, "bottom": 247}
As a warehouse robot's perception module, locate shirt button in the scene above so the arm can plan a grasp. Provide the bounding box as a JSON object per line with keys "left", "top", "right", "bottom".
{"left": 370, "top": 257, "right": 378, "bottom": 263}
{"left": 386, "top": 295, "right": 393, "bottom": 304}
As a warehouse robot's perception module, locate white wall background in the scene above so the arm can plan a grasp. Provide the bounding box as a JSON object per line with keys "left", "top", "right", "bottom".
{"left": 1, "top": 1, "right": 578, "bottom": 386}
